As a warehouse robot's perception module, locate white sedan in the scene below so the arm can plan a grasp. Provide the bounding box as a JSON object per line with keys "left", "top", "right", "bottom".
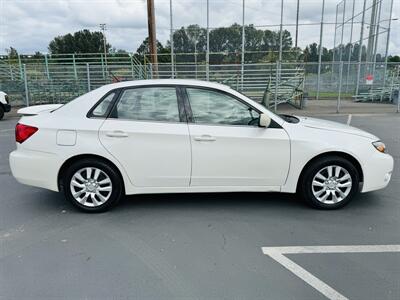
{"left": 9, "top": 80, "right": 393, "bottom": 212}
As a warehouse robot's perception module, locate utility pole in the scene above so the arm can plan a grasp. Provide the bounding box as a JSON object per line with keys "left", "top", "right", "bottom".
{"left": 147, "top": 0, "right": 158, "bottom": 77}
{"left": 99, "top": 23, "right": 108, "bottom": 73}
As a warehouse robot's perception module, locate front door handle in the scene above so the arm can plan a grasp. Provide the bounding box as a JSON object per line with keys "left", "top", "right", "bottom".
{"left": 194, "top": 135, "right": 216, "bottom": 142}
{"left": 105, "top": 130, "right": 128, "bottom": 138}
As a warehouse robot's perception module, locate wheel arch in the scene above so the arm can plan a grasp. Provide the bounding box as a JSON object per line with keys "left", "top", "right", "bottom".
{"left": 296, "top": 151, "right": 364, "bottom": 192}
{"left": 58, "top": 154, "right": 126, "bottom": 193}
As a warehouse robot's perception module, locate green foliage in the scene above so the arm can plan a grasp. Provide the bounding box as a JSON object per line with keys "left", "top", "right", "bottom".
{"left": 5, "top": 47, "right": 18, "bottom": 58}
{"left": 388, "top": 55, "right": 400, "bottom": 63}
{"left": 160, "top": 23, "right": 294, "bottom": 63}
{"left": 33, "top": 51, "right": 44, "bottom": 58}
{"left": 48, "top": 29, "right": 111, "bottom": 54}
{"left": 136, "top": 37, "right": 171, "bottom": 63}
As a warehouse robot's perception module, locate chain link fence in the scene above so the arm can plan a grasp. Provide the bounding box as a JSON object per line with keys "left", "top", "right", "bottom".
{"left": 0, "top": 55, "right": 399, "bottom": 112}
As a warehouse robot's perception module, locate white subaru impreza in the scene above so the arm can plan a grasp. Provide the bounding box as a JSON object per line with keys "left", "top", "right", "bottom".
{"left": 9, "top": 80, "right": 393, "bottom": 212}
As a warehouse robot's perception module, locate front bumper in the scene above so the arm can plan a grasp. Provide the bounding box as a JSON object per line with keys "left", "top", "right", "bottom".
{"left": 3, "top": 103, "right": 11, "bottom": 112}
{"left": 361, "top": 152, "right": 394, "bottom": 193}
{"left": 9, "top": 149, "right": 60, "bottom": 192}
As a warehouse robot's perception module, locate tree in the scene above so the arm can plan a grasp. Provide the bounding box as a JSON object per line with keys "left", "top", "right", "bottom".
{"left": 163, "top": 24, "right": 294, "bottom": 63}
{"left": 136, "top": 37, "right": 165, "bottom": 55}
{"left": 33, "top": 51, "right": 44, "bottom": 58}
{"left": 303, "top": 43, "right": 319, "bottom": 62}
{"left": 48, "top": 29, "right": 111, "bottom": 54}
{"left": 388, "top": 55, "right": 400, "bottom": 63}
{"left": 5, "top": 47, "right": 18, "bottom": 58}
{"left": 136, "top": 37, "right": 170, "bottom": 63}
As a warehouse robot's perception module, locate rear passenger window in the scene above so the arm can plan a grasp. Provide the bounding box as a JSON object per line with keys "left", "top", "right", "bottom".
{"left": 113, "top": 87, "right": 180, "bottom": 122}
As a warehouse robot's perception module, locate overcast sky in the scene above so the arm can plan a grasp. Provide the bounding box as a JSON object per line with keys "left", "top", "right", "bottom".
{"left": 0, "top": 0, "right": 399, "bottom": 55}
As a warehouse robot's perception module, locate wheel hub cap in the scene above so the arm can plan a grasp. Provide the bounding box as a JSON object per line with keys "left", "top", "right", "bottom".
{"left": 70, "top": 167, "right": 112, "bottom": 207}
{"left": 312, "top": 165, "right": 352, "bottom": 205}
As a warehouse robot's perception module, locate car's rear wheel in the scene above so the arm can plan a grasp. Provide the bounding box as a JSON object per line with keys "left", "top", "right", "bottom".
{"left": 299, "top": 156, "right": 360, "bottom": 209}
{"left": 0, "top": 106, "right": 4, "bottom": 120}
{"left": 63, "top": 159, "right": 123, "bottom": 212}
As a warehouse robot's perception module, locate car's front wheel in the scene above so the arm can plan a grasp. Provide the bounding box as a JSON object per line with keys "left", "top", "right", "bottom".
{"left": 299, "top": 156, "right": 360, "bottom": 209}
{"left": 63, "top": 159, "right": 123, "bottom": 212}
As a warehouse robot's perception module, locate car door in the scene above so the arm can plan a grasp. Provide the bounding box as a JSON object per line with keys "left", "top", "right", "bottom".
{"left": 184, "top": 87, "right": 290, "bottom": 187}
{"left": 99, "top": 85, "right": 191, "bottom": 187}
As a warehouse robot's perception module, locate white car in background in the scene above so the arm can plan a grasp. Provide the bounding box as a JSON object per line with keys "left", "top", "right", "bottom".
{"left": 9, "top": 80, "right": 393, "bottom": 212}
{"left": 0, "top": 91, "right": 11, "bottom": 120}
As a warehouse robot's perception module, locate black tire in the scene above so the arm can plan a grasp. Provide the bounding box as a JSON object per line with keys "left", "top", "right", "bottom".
{"left": 298, "top": 155, "right": 360, "bottom": 209}
{"left": 63, "top": 158, "right": 124, "bottom": 212}
{"left": 0, "top": 106, "right": 4, "bottom": 120}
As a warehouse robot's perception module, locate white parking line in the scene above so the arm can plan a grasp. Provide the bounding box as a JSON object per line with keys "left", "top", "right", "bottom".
{"left": 262, "top": 245, "right": 400, "bottom": 300}
{"left": 346, "top": 114, "right": 352, "bottom": 125}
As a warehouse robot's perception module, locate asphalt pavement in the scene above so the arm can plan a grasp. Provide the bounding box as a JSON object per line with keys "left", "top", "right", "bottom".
{"left": 0, "top": 113, "right": 399, "bottom": 300}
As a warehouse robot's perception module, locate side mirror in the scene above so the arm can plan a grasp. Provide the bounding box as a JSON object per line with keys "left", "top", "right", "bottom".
{"left": 259, "top": 113, "right": 271, "bottom": 128}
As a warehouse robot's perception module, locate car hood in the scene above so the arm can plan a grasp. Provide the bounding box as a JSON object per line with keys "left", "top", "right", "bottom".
{"left": 295, "top": 116, "right": 378, "bottom": 140}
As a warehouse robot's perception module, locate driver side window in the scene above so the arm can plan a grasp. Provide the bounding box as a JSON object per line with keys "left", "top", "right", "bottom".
{"left": 186, "top": 88, "right": 260, "bottom": 126}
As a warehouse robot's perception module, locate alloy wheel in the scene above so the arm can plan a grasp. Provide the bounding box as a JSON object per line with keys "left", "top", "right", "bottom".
{"left": 70, "top": 167, "right": 113, "bottom": 207}
{"left": 311, "top": 165, "right": 352, "bottom": 205}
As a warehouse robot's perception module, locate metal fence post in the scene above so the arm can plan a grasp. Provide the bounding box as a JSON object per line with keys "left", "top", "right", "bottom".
{"left": 73, "top": 54, "right": 78, "bottom": 80}
{"left": 170, "top": 0, "right": 175, "bottom": 78}
{"left": 397, "top": 89, "right": 400, "bottom": 113}
{"left": 44, "top": 54, "right": 50, "bottom": 80}
{"left": 355, "top": 0, "right": 367, "bottom": 96}
{"left": 345, "top": 0, "right": 356, "bottom": 93}
{"left": 8, "top": 55, "right": 14, "bottom": 81}
{"left": 331, "top": 4, "right": 339, "bottom": 82}
{"left": 274, "top": 61, "right": 280, "bottom": 112}
{"left": 278, "top": 0, "right": 284, "bottom": 62}
{"left": 130, "top": 55, "right": 135, "bottom": 79}
{"left": 101, "top": 53, "right": 106, "bottom": 79}
{"left": 383, "top": 0, "right": 394, "bottom": 88}
{"left": 206, "top": 0, "right": 210, "bottom": 81}
{"left": 337, "top": 61, "right": 344, "bottom": 113}
{"left": 18, "top": 54, "right": 23, "bottom": 80}
{"left": 338, "top": 0, "right": 346, "bottom": 64}
{"left": 336, "top": 0, "right": 346, "bottom": 95}
{"left": 371, "top": 0, "right": 382, "bottom": 82}
{"left": 241, "top": 0, "right": 245, "bottom": 91}
{"left": 316, "top": 0, "right": 325, "bottom": 101}
{"left": 23, "top": 64, "right": 29, "bottom": 107}
{"left": 86, "top": 63, "right": 91, "bottom": 92}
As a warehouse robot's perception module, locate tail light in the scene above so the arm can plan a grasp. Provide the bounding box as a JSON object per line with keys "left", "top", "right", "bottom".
{"left": 15, "top": 123, "right": 38, "bottom": 144}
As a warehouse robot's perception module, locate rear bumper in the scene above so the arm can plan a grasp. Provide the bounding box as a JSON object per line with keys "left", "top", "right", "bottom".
{"left": 9, "top": 149, "right": 60, "bottom": 192}
{"left": 361, "top": 152, "right": 394, "bottom": 193}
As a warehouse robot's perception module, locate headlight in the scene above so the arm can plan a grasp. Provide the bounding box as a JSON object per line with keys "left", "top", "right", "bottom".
{"left": 372, "top": 141, "right": 386, "bottom": 153}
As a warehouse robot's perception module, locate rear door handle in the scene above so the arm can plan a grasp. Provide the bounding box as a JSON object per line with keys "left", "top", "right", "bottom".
{"left": 106, "top": 130, "right": 128, "bottom": 138}
{"left": 194, "top": 135, "right": 216, "bottom": 142}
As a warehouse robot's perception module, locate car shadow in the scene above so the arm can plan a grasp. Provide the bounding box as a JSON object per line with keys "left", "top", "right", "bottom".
{"left": 30, "top": 188, "right": 384, "bottom": 216}
{"left": 115, "top": 190, "right": 382, "bottom": 213}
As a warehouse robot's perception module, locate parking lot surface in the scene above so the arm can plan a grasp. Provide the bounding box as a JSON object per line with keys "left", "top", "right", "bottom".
{"left": 0, "top": 113, "right": 399, "bottom": 300}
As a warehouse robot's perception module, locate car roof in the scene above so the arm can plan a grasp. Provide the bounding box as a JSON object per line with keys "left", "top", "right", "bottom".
{"left": 102, "top": 79, "right": 231, "bottom": 91}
